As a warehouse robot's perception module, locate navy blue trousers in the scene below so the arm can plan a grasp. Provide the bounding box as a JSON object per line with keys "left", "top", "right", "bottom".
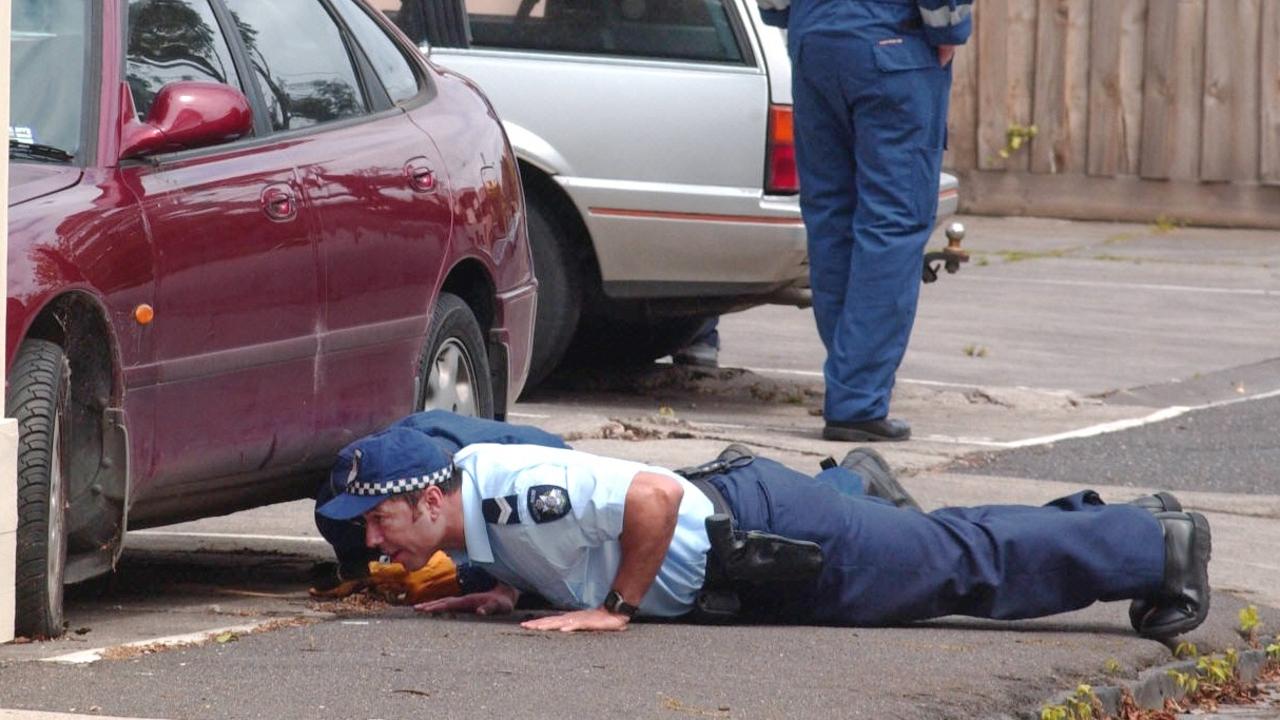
{"left": 708, "top": 458, "right": 1165, "bottom": 626}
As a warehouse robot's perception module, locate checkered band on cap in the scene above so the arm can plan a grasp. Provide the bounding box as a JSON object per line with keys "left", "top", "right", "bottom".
{"left": 346, "top": 463, "right": 454, "bottom": 497}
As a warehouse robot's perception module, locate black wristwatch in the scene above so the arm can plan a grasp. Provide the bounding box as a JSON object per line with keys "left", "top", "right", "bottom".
{"left": 603, "top": 589, "right": 638, "bottom": 618}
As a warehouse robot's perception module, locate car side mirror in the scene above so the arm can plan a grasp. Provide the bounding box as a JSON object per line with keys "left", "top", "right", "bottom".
{"left": 120, "top": 81, "right": 253, "bottom": 160}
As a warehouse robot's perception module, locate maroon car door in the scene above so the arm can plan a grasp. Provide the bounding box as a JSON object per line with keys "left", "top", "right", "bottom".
{"left": 122, "top": 0, "right": 322, "bottom": 498}
{"left": 223, "top": 0, "right": 454, "bottom": 453}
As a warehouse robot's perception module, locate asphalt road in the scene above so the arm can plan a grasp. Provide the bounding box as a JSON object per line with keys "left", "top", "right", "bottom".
{"left": 2, "top": 216, "right": 1278, "bottom": 720}
{"left": 951, "top": 393, "right": 1280, "bottom": 495}
{"left": 0, "top": 595, "right": 1258, "bottom": 720}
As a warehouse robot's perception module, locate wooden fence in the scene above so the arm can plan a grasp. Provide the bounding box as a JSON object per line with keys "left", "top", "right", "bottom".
{"left": 944, "top": 0, "right": 1280, "bottom": 229}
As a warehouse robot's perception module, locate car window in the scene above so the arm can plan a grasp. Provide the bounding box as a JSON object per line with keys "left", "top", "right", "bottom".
{"left": 126, "top": 0, "right": 243, "bottom": 120}
{"left": 448, "top": 0, "right": 745, "bottom": 63}
{"left": 11, "top": 0, "right": 89, "bottom": 159}
{"left": 330, "top": 0, "right": 421, "bottom": 104}
{"left": 222, "top": 0, "right": 369, "bottom": 131}
{"left": 370, "top": 0, "right": 469, "bottom": 48}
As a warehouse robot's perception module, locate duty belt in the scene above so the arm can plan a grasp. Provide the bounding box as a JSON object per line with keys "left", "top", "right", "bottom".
{"left": 679, "top": 455, "right": 825, "bottom": 622}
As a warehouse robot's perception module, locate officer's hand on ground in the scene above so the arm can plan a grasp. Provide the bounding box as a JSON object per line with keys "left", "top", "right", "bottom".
{"left": 414, "top": 584, "right": 518, "bottom": 616}
{"left": 937, "top": 44, "right": 958, "bottom": 67}
{"left": 520, "top": 608, "right": 630, "bottom": 633}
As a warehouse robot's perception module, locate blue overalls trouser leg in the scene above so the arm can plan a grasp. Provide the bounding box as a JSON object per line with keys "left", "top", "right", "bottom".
{"left": 707, "top": 458, "right": 1166, "bottom": 626}
{"left": 790, "top": 1, "right": 952, "bottom": 422}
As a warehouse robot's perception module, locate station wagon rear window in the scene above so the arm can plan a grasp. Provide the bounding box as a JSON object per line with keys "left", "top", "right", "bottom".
{"left": 383, "top": 0, "right": 746, "bottom": 64}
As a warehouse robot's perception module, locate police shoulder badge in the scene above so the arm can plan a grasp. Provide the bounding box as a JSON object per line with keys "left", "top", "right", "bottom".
{"left": 527, "top": 485, "right": 572, "bottom": 523}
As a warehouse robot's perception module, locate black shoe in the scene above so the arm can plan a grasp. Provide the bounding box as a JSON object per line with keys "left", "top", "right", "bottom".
{"left": 716, "top": 443, "right": 754, "bottom": 465}
{"left": 1129, "top": 492, "right": 1182, "bottom": 513}
{"left": 1125, "top": 494, "right": 1186, "bottom": 630}
{"left": 1131, "top": 511, "right": 1212, "bottom": 639}
{"left": 839, "top": 448, "right": 921, "bottom": 511}
{"left": 823, "top": 418, "right": 911, "bottom": 443}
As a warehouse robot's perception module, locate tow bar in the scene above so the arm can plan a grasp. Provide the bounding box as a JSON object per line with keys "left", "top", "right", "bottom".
{"left": 922, "top": 222, "right": 969, "bottom": 284}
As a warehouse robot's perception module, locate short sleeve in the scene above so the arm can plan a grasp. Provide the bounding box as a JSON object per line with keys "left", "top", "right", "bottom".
{"left": 558, "top": 461, "right": 632, "bottom": 545}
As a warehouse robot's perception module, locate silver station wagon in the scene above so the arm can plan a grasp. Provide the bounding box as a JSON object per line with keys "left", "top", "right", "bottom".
{"left": 375, "top": 0, "right": 960, "bottom": 385}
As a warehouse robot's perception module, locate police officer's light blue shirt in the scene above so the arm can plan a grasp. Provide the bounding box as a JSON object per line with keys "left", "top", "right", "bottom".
{"left": 453, "top": 444, "right": 715, "bottom": 617}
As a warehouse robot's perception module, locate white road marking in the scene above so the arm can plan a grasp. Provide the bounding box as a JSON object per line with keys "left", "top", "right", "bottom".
{"left": 739, "top": 366, "right": 1280, "bottom": 449}
{"left": 926, "top": 387, "right": 1280, "bottom": 449}
{"left": 40, "top": 621, "right": 277, "bottom": 665}
{"left": 743, "top": 366, "right": 1077, "bottom": 395}
{"left": 0, "top": 711, "right": 164, "bottom": 720}
{"left": 961, "top": 275, "right": 1279, "bottom": 297}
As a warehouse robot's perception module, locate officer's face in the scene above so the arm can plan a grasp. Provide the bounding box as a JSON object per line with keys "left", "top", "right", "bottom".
{"left": 363, "top": 493, "right": 445, "bottom": 571}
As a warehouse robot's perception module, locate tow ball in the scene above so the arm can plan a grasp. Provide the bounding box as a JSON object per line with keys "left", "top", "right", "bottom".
{"left": 922, "top": 222, "right": 969, "bottom": 284}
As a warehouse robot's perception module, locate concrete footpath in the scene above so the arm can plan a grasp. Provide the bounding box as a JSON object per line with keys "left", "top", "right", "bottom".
{"left": 0, "top": 215, "right": 1277, "bottom": 719}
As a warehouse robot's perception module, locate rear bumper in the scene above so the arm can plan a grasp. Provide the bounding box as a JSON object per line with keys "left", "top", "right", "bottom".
{"left": 492, "top": 281, "right": 537, "bottom": 414}
{"left": 561, "top": 173, "right": 962, "bottom": 303}
{"left": 559, "top": 176, "right": 809, "bottom": 296}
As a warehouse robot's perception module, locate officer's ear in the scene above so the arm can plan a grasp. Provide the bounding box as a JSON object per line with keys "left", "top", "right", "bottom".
{"left": 421, "top": 485, "right": 446, "bottom": 521}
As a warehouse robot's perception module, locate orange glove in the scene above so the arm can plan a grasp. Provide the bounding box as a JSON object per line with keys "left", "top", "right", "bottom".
{"left": 365, "top": 551, "right": 462, "bottom": 605}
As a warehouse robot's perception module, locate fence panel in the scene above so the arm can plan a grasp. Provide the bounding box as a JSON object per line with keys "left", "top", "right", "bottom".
{"left": 974, "top": 0, "right": 1038, "bottom": 170}
{"left": 944, "top": 3, "right": 980, "bottom": 171}
{"left": 1086, "top": 0, "right": 1146, "bottom": 177}
{"left": 1262, "top": 0, "right": 1280, "bottom": 185}
{"left": 1030, "top": 0, "right": 1090, "bottom": 174}
{"left": 976, "top": 0, "right": 1011, "bottom": 169}
{"left": 1139, "top": 0, "right": 1206, "bottom": 181}
{"left": 946, "top": 0, "right": 1279, "bottom": 225}
{"left": 1201, "top": 0, "right": 1261, "bottom": 182}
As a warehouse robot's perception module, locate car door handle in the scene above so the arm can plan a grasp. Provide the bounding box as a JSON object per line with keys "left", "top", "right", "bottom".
{"left": 404, "top": 159, "right": 437, "bottom": 193}
{"left": 261, "top": 184, "right": 298, "bottom": 222}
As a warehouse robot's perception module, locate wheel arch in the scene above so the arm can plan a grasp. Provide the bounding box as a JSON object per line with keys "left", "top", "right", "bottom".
{"left": 436, "top": 259, "right": 506, "bottom": 418}
{"left": 17, "top": 291, "right": 130, "bottom": 583}
{"left": 503, "top": 121, "right": 574, "bottom": 178}
{"left": 516, "top": 160, "right": 604, "bottom": 299}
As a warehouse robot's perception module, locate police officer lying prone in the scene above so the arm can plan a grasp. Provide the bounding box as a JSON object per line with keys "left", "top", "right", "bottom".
{"left": 317, "top": 427, "right": 1211, "bottom": 637}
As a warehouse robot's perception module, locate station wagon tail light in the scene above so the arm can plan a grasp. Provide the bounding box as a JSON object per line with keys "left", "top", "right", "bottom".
{"left": 766, "top": 104, "right": 799, "bottom": 195}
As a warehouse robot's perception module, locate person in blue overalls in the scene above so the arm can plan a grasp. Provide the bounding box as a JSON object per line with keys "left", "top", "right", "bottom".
{"left": 317, "top": 426, "right": 1211, "bottom": 638}
{"left": 758, "top": 0, "right": 971, "bottom": 442}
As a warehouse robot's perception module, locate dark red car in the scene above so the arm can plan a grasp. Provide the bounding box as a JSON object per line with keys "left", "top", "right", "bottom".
{"left": 6, "top": 0, "right": 535, "bottom": 638}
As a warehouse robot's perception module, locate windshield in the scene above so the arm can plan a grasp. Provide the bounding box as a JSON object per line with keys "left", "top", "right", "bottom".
{"left": 10, "top": 0, "right": 91, "bottom": 162}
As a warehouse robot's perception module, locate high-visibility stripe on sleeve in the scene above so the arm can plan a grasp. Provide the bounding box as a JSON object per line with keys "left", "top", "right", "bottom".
{"left": 920, "top": 3, "right": 972, "bottom": 28}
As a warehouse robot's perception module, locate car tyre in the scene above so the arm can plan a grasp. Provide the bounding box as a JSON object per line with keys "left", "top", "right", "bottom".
{"left": 525, "top": 195, "right": 582, "bottom": 388}
{"left": 417, "top": 292, "right": 494, "bottom": 419}
{"left": 6, "top": 339, "right": 70, "bottom": 639}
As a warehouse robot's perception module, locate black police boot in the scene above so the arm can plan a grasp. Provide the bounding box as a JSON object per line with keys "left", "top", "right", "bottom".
{"left": 1125, "top": 493, "right": 1184, "bottom": 629}
{"left": 1131, "top": 511, "right": 1212, "bottom": 639}
{"left": 839, "top": 448, "right": 922, "bottom": 511}
{"left": 823, "top": 418, "right": 911, "bottom": 443}
{"left": 717, "top": 443, "right": 755, "bottom": 465}
{"left": 1129, "top": 492, "right": 1182, "bottom": 513}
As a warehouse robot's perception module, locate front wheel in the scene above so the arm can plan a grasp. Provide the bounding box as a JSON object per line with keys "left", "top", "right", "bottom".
{"left": 6, "top": 339, "right": 70, "bottom": 639}
{"left": 417, "top": 292, "right": 495, "bottom": 419}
